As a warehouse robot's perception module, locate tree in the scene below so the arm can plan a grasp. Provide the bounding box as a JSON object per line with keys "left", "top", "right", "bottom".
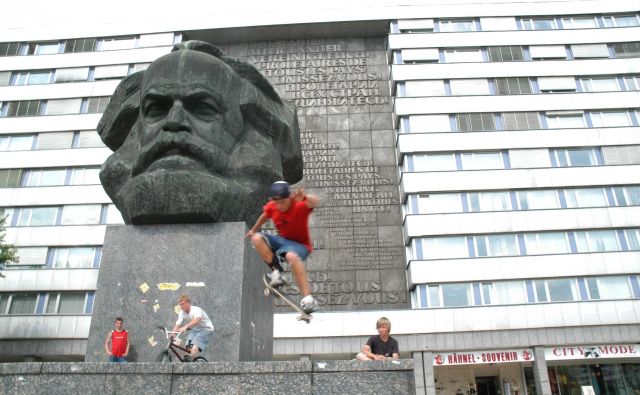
{"left": 0, "top": 214, "right": 18, "bottom": 277}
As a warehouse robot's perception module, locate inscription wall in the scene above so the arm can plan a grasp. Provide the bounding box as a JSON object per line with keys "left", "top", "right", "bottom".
{"left": 223, "top": 38, "right": 407, "bottom": 311}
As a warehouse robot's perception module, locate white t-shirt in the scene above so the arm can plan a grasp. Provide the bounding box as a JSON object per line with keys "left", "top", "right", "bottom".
{"left": 175, "top": 306, "right": 214, "bottom": 330}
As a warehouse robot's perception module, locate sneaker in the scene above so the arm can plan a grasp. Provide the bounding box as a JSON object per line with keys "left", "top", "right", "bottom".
{"left": 300, "top": 295, "right": 318, "bottom": 314}
{"left": 268, "top": 269, "right": 285, "bottom": 288}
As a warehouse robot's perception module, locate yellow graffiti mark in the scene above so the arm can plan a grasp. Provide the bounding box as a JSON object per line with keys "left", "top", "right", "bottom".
{"left": 186, "top": 282, "right": 205, "bottom": 287}
{"left": 157, "top": 283, "right": 181, "bottom": 291}
{"left": 153, "top": 304, "right": 160, "bottom": 313}
{"left": 174, "top": 305, "right": 181, "bottom": 315}
{"left": 139, "top": 282, "right": 150, "bottom": 294}
{"left": 148, "top": 336, "right": 157, "bottom": 347}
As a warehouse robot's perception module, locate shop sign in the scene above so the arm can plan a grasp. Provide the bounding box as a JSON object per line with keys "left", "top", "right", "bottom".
{"left": 545, "top": 344, "right": 640, "bottom": 360}
{"left": 433, "top": 349, "right": 534, "bottom": 366}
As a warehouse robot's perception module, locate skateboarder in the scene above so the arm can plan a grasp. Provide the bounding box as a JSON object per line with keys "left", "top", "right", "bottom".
{"left": 246, "top": 181, "right": 320, "bottom": 314}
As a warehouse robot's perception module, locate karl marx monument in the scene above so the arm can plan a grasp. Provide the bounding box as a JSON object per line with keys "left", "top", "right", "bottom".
{"left": 86, "top": 41, "right": 302, "bottom": 362}
{"left": 98, "top": 40, "right": 302, "bottom": 224}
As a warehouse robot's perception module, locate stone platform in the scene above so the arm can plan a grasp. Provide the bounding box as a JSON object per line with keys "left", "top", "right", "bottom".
{"left": 0, "top": 360, "right": 414, "bottom": 394}
{"left": 86, "top": 222, "right": 272, "bottom": 362}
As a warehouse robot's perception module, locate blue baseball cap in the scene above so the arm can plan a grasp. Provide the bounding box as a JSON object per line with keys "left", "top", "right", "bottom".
{"left": 267, "top": 181, "right": 291, "bottom": 199}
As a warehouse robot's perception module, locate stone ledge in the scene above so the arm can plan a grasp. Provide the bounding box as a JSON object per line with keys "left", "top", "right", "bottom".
{"left": 0, "top": 362, "right": 43, "bottom": 374}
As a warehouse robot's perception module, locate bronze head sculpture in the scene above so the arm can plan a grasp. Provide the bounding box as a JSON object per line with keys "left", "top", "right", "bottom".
{"left": 98, "top": 41, "right": 302, "bottom": 224}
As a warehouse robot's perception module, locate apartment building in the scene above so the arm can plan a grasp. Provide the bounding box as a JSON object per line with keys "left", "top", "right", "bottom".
{"left": 0, "top": 0, "right": 638, "bottom": 393}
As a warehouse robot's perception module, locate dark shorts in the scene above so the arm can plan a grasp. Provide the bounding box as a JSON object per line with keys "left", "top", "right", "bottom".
{"left": 261, "top": 233, "right": 311, "bottom": 261}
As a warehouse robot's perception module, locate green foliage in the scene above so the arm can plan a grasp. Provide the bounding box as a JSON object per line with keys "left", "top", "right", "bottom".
{"left": 0, "top": 214, "right": 18, "bottom": 268}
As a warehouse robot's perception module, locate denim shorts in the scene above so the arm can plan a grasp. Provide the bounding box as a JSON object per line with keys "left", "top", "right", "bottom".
{"left": 187, "top": 328, "right": 214, "bottom": 352}
{"left": 261, "top": 233, "right": 310, "bottom": 261}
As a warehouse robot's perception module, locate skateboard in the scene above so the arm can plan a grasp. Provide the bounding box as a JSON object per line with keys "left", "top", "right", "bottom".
{"left": 262, "top": 274, "right": 312, "bottom": 324}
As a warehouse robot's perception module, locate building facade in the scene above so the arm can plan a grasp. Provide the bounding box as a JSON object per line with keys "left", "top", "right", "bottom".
{"left": 0, "top": 0, "right": 639, "bottom": 393}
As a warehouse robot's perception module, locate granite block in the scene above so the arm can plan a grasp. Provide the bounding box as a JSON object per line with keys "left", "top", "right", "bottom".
{"left": 0, "top": 362, "right": 42, "bottom": 374}
{"left": 104, "top": 374, "right": 172, "bottom": 395}
{"left": 313, "top": 371, "right": 414, "bottom": 395}
{"left": 39, "top": 374, "right": 106, "bottom": 395}
{"left": 0, "top": 375, "right": 42, "bottom": 395}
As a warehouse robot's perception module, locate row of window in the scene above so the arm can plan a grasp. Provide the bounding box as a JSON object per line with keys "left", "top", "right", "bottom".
{"left": 410, "top": 228, "right": 640, "bottom": 260}
{"left": 0, "top": 32, "right": 179, "bottom": 57}
{"left": 407, "top": 185, "right": 640, "bottom": 215}
{"left": 394, "top": 42, "right": 639, "bottom": 64}
{"left": 404, "top": 146, "right": 640, "bottom": 172}
{"left": 1, "top": 204, "right": 123, "bottom": 227}
{"left": 0, "top": 96, "right": 110, "bottom": 117}
{"left": 0, "top": 63, "right": 150, "bottom": 86}
{"left": 0, "top": 131, "right": 104, "bottom": 152}
{"left": 399, "top": 109, "right": 639, "bottom": 132}
{"left": 8, "top": 246, "right": 101, "bottom": 268}
{"left": 412, "top": 275, "right": 640, "bottom": 308}
{"left": 392, "top": 14, "right": 640, "bottom": 34}
{"left": 396, "top": 75, "right": 640, "bottom": 97}
{"left": 0, "top": 167, "right": 100, "bottom": 188}
{"left": 0, "top": 292, "right": 94, "bottom": 315}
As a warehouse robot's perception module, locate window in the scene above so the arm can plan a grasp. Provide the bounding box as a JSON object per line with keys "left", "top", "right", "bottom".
{"left": 443, "top": 48, "right": 484, "bottom": 63}
{"left": 623, "top": 76, "right": 640, "bottom": 91}
{"left": 64, "top": 38, "right": 97, "bottom": 53}
{"left": 3, "top": 100, "right": 43, "bottom": 117}
{"left": 571, "top": 44, "right": 610, "bottom": 59}
{"left": 0, "top": 42, "right": 21, "bottom": 57}
{"left": 70, "top": 168, "right": 101, "bottom": 185}
{"left": 476, "top": 234, "right": 518, "bottom": 257}
{"left": 106, "top": 205, "right": 125, "bottom": 224}
{"left": 488, "top": 46, "right": 524, "bottom": 62}
{"left": 410, "top": 154, "right": 457, "bottom": 171}
{"left": 586, "top": 276, "right": 632, "bottom": 299}
{"left": 494, "top": 281, "right": 527, "bottom": 304}
{"left": 401, "top": 49, "right": 439, "bottom": 63}
{"left": 98, "top": 36, "right": 136, "bottom": 51}
{"left": 460, "top": 152, "right": 504, "bottom": 170}
{"left": 85, "top": 96, "right": 110, "bottom": 113}
{"left": 0, "top": 135, "right": 33, "bottom": 151}
{"left": 580, "top": 77, "right": 620, "bottom": 92}
{"left": 565, "top": 188, "right": 608, "bottom": 208}
{"left": 537, "top": 279, "right": 577, "bottom": 302}
{"left": 24, "top": 42, "right": 60, "bottom": 55}
{"left": 7, "top": 293, "right": 38, "bottom": 314}
{"left": 552, "top": 148, "right": 599, "bottom": 167}
{"left": 620, "top": 186, "right": 640, "bottom": 206}
{"left": 11, "top": 71, "right": 52, "bottom": 85}
{"left": 45, "top": 293, "right": 87, "bottom": 314}
{"left": 420, "top": 237, "right": 468, "bottom": 259}
{"left": 417, "top": 194, "right": 462, "bottom": 214}
{"left": 612, "top": 42, "right": 640, "bottom": 58}
{"left": 76, "top": 131, "right": 105, "bottom": 148}
{"left": 575, "top": 230, "right": 620, "bottom": 252}
{"left": 449, "top": 79, "right": 490, "bottom": 95}
{"left": 52, "top": 247, "right": 98, "bottom": 268}
{"left": 398, "top": 19, "right": 435, "bottom": 33}
{"left": 13, "top": 247, "right": 48, "bottom": 266}
{"left": 562, "top": 17, "right": 598, "bottom": 29}
{"left": 54, "top": 67, "right": 89, "bottom": 83}
{"left": 408, "top": 115, "right": 452, "bottom": 133}
{"left": 93, "top": 65, "right": 129, "bottom": 80}
{"left": 518, "top": 190, "right": 561, "bottom": 210}
{"left": 604, "top": 15, "right": 640, "bottom": 28}
{"left": 495, "top": 77, "right": 532, "bottom": 95}
{"left": 469, "top": 191, "right": 511, "bottom": 212}
{"left": 60, "top": 205, "right": 102, "bottom": 225}
{"left": 0, "top": 169, "right": 23, "bottom": 188}
{"left": 529, "top": 45, "right": 567, "bottom": 60}
{"left": 45, "top": 98, "right": 82, "bottom": 115}
{"left": 546, "top": 112, "right": 585, "bottom": 128}
{"left": 17, "top": 207, "right": 58, "bottom": 226}
{"left": 0, "top": 71, "right": 9, "bottom": 86}
{"left": 138, "top": 33, "right": 174, "bottom": 47}
{"left": 439, "top": 20, "right": 477, "bottom": 32}
{"left": 23, "top": 169, "right": 67, "bottom": 187}
{"left": 456, "top": 113, "right": 496, "bottom": 131}
{"left": 625, "top": 229, "right": 640, "bottom": 250}
{"left": 502, "top": 112, "right": 540, "bottom": 130}
{"left": 537, "top": 77, "right": 576, "bottom": 92}
{"left": 521, "top": 18, "right": 557, "bottom": 30}
{"left": 441, "top": 284, "right": 473, "bottom": 306}
{"left": 590, "top": 111, "right": 632, "bottom": 127}
{"left": 525, "top": 232, "right": 571, "bottom": 254}
{"left": 405, "top": 80, "right": 446, "bottom": 96}
{"left": 36, "top": 132, "right": 74, "bottom": 150}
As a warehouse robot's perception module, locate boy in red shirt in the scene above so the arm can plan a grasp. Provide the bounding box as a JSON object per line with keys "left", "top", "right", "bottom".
{"left": 104, "top": 317, "right": 129, "bottom": 363}
{"left": 246, "top": 181, "right": 320, "bottom": 313}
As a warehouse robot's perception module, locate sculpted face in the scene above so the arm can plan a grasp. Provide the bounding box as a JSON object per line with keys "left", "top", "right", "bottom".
{"left": 100, "top": 48, "right": 290, "bottom": 224}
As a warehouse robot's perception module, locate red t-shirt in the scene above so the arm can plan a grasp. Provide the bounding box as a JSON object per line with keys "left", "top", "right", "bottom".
{"left": 111, "top": 330, "right": 128, "bottom": 357}
{"left": 264, "top": 200, "right": 313, "bottom": 252}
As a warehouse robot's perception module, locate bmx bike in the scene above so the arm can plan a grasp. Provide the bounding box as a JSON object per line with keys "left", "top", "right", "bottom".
{"left": 156, "top": 326, "right": 207, "bottom": 363}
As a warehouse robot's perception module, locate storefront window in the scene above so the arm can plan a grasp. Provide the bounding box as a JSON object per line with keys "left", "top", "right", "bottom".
{"left": 620, "top": 364, "right": 640, "bottom": 393}
{"left": 593, "top": 364, "right": 628, "bottom": 395}
{"left": 556, "top": 365, "right": 591, "bottom": 395}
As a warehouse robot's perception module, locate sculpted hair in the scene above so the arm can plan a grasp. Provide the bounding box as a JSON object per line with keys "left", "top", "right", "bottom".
{"left": 376, "top": 317, "right": 391, "bottom": 331}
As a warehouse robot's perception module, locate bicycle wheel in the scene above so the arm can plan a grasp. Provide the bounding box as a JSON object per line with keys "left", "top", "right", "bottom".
{"left": 193, "top": 356, "right": 207, "bottom": 362}
{"left": 158, "top": 351, "right": 171, "bottom": 363}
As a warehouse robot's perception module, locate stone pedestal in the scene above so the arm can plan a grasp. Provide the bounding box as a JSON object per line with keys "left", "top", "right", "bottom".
{"left": 85, "top": 222, "right": 272, "bottom": 362}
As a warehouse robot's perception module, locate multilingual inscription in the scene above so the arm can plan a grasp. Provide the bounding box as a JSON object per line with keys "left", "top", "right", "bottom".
{"left": 234, "top": 38, "right": 407, "bottom": 310}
